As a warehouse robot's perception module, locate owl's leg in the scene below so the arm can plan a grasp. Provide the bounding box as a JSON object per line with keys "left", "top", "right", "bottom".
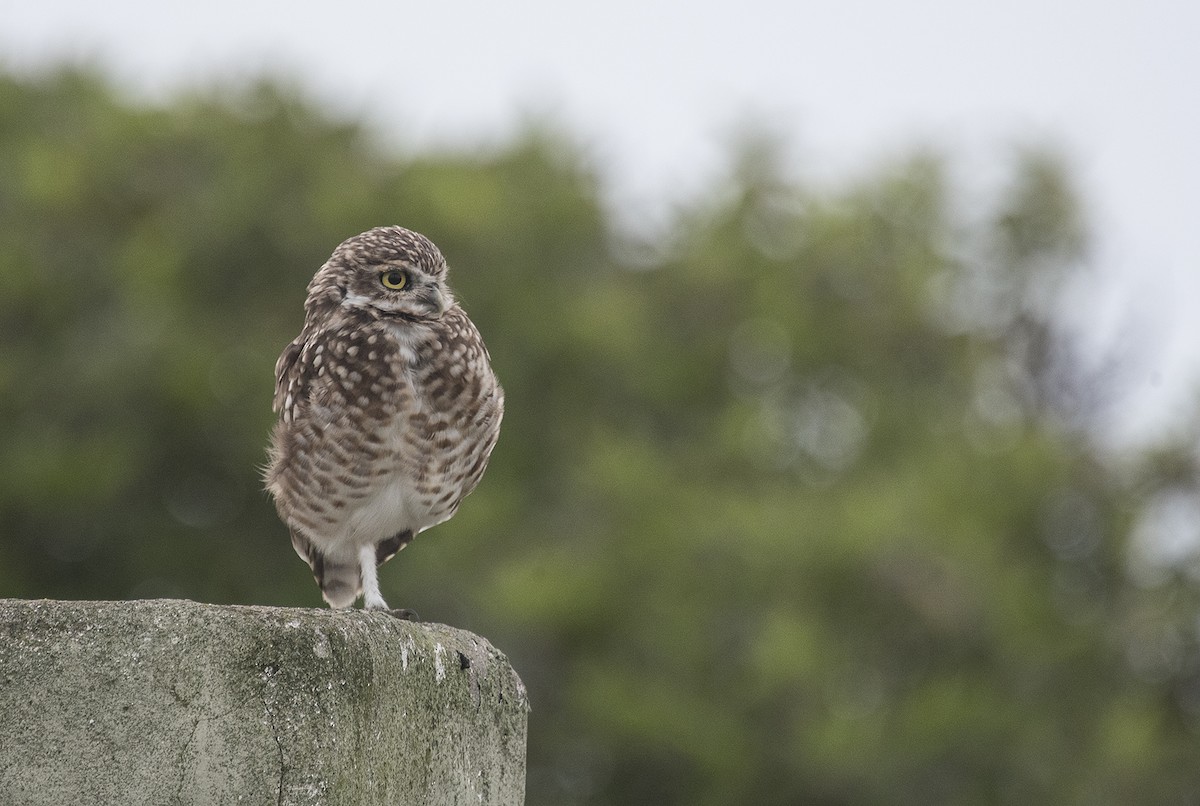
{"left": 358, "top": 544, "right": 389, "bottom": 610}
{"left": 356, "top": 544, "right": 419, "bottom": 620}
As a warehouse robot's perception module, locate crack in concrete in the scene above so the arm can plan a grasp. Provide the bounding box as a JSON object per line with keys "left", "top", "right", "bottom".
{"left": 258, "top": 667, "right": 287, "bottom": 806}
{"left": 260, "top": 695, "right": 286, "bottom": 806}
{"left": 172, "top": 684, "right": 261, "bottom": 805}
{"left": 174, "top": 714, "right": 202, "bottom": 804}
{"left": 457, "top": 640, "right": 493, "bottom": 710}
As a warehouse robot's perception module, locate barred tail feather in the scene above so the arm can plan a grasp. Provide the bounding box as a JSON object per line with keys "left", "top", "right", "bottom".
{"left": 290, "top": 530, "right": 360, "bottom": 609}
{"left": 317, "top": 558, "right": 361, "bottom": 609}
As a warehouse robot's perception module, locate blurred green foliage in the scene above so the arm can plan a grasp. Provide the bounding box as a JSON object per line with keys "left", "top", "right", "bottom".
{"left": 2, "top": 67, "right": 1200, "bottom": 805}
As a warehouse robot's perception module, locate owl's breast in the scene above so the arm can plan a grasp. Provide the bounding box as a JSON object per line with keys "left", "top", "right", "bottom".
{"left": 269, "top": 311, "right": 500, "bottom": 551}
{"left": 382, "top": 371, "right": 501, "bottom": 534}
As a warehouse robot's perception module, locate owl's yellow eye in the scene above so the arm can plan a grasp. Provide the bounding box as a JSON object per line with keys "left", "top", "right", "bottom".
{"left": 381, "top": 269, "right": 408, "bottom": 290}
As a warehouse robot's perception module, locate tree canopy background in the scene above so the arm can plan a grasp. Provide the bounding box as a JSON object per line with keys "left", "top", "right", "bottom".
{"left": 2, "top": 67, "right": 1200, "bottom": 805}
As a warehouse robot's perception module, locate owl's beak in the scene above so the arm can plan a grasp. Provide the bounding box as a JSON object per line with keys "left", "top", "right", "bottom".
{"left": 422, "top": 287, "right": 449, "bottom": 317}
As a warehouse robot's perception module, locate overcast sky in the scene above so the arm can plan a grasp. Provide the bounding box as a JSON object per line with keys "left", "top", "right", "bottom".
{"left": 3, "top": 0, "right": 1196, "bottom": 444}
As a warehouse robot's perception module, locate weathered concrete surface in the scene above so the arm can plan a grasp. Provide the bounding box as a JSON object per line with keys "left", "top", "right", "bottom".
{"left": 0, "top": 598, "right": 528, "bottom": 806}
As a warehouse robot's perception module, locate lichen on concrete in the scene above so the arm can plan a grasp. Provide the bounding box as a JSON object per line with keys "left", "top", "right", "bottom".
{"left": 0, "top": 598, "right": 528, "bottom": 806}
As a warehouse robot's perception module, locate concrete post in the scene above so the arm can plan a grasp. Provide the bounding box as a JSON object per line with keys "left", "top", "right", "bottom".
{"left": 0, "top": 598, "right": 528, "bottom": 805}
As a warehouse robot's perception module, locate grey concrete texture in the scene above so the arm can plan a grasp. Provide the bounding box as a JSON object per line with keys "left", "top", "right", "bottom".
{"left": 0, "top": 598, "right": 528, "bottom": 806}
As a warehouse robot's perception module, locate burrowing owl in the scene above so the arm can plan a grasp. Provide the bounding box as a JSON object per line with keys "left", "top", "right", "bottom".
{"left": 264, "top": 226, "right": 503, "bottom": 614}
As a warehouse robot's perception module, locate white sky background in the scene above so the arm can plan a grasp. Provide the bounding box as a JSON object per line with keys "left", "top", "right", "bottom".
{"left": 2, "top": 0, "right": 1197, "bottom": 445}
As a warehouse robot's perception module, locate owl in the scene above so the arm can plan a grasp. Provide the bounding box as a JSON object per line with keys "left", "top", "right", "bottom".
{"left": 264, "top": 226, "right": 503, "bottom": 616}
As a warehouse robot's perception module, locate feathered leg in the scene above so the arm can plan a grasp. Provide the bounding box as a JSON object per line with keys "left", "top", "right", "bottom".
{"left": 358, "top": 544, "right": 389, "bottom": 610}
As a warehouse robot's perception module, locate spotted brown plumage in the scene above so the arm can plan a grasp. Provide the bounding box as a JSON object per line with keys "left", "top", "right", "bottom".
{"left": 264, "top": 226, "right": 503, "bottom": 613}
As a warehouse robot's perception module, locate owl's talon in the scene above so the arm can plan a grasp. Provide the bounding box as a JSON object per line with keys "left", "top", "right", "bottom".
{"left": 386, "top": 608, "right": 420, "bottom": 621}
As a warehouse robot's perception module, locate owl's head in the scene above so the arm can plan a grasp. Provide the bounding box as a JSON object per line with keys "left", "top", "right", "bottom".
{"left": 305, "top": 226, "right": 455, "bottom": 324}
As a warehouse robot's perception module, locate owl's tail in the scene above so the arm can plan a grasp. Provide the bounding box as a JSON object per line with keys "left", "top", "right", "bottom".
{"left": 318, "top": 559, "right": 361, "bottom": 609}
{"left": 290, "top": 531, "right": 360, "bottom": 608}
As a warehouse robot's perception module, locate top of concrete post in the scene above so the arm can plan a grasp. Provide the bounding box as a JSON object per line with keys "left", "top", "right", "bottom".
{"left": 0, "top": 598, "right": 528, "bottom": 806}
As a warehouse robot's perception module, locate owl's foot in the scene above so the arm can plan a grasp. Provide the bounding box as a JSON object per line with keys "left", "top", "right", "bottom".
{"left": 361, "top": 599, "right": 419, "bottom": 620}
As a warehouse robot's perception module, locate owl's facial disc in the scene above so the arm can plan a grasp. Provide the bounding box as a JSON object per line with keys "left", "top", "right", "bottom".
{"left": 340, "top": 264, "right": 448, "bottom": 322}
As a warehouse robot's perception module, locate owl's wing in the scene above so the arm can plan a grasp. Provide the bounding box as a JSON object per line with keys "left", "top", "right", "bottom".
{"left": 272, "top": 338, "right": 305, "bottom": 416}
